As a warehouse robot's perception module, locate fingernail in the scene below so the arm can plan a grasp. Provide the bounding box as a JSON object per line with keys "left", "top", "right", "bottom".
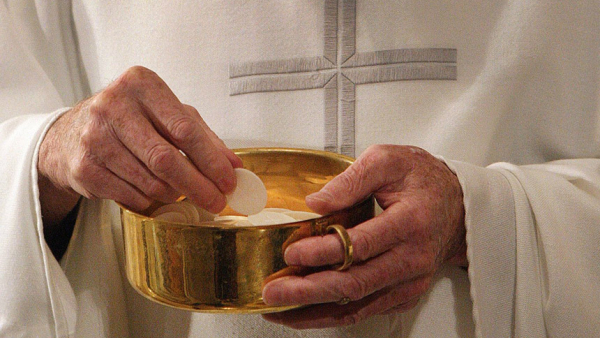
{"left": 231, "top": 154, "right": 244, "bottom": 168}
{"left": 262, "top": 276, "right": 293, "bottom": 305}
{"left": 305, "top": 192, "right": 332, "bottom": 213}
{"left": 283, "top": 244, "right": 300, "bottom": 266}
{"left": 306, "top": 190, "right": 332, "bottom": 203}
{"left": 305, "top": 192, "right": 318, "bottom": 201}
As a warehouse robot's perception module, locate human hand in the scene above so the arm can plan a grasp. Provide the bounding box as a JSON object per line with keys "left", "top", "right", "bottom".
{"left": 262, "top": 144, "right": 466, "bottom": 329}
{"left": 38, "top": 66, "right": 242, "bottom": 225}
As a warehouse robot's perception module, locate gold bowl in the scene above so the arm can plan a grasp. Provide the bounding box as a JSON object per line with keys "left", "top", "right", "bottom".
{"left": 120, "top": 148, "right": 374, "bottom": 313}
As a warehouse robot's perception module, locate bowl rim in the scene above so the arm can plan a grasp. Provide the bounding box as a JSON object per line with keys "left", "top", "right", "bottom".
{"left": 232, "top": 146, "right": 355, "bottom": 163}
{"left": 119, "top": 147, "right": 357, "bottom": 230}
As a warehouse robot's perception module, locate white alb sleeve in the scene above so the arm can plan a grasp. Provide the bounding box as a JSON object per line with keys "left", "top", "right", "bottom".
{"left": 0, "top": 1, "right": 85, "bottom": 336}
{"left": 447, "top": 159, "right": 600, "bottom": 338}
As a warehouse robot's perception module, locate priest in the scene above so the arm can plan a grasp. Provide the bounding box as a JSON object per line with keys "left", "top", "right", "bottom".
{"left": 1, "top": 1, "right": 599, "bottom": 337}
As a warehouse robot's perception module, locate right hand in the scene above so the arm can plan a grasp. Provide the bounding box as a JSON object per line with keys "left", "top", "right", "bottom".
{"left": 38, "top": 66, "right": 242, "bottom": 224}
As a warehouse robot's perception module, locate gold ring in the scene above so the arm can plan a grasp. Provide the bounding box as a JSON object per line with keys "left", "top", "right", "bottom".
{"left": 326, "top": 224, "right": 353, "bottom": 271}
{"left": 336, "top": 297, "right": 351, "bottom": 305}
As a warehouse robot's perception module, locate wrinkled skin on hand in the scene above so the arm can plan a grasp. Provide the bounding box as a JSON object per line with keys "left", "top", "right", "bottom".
{"left": 38, "top": 66, "right": 242, "bottom": 229}
{"left": 262, "top": 144, "right": 466, "bottom": 329}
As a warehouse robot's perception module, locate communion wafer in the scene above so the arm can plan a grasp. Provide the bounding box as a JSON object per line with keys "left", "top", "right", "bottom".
{"left": 247, "top": 211, "right": 298, "bottom": 226}
{"left": 282, "top": 210, "right": 321, "bottom": 221}
{"left": 151, "top": 203, "right": 193, "bottom": 222}
{"left": 213, "top": 215, "right": 253, "bottom": 226}
{"left": 226, "top": 168, "right": 267, "bottom": 215}
{"left": 180, "top": 200, "right": 217, "bottom": 224}
{"left": 262, "top": 208, "right": 293, "bottom": 213}
{"left": 152, "top": 211, "right": 188, "bottom": 223}
{"left": 150, "top": 200, "right": 216, "bottom": 225}
{"left": 152, "top": 201, "right": 198, "bottom": 223}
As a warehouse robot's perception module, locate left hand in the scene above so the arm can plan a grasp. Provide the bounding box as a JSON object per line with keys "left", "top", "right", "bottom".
{"left": 261, "top": 144, "right": 466, "bottom": 329}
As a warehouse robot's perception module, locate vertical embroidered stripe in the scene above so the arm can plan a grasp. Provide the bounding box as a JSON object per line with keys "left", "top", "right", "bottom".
{"left": 323, "top": 0, "right": 338, "bottom": 64}
{"left": 324, "top": 75, "right": 339, "bottom": 152}
{"left": 340, "top": 75, "right": 356, "bottom": 157}
{"left": 340, "top": 0, "right": 356, "bottom": 64}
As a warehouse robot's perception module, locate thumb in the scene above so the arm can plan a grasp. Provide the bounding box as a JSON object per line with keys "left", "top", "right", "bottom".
{"left": 306, "top": 159, "right": 383, "bottom": 215}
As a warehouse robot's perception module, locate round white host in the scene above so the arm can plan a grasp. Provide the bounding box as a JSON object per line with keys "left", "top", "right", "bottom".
{"left": 248, "top": 211, "right": 297, "bottom": 226}
{"left": 226, "top": 168, "right": 268, "bottom": 215}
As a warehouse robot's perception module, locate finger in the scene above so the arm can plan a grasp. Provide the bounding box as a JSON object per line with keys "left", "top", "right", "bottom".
{"left": 71, "top": 162, "right": 153, "bottom": 212}
{"left": 79, "top": 105, "right": 180, "bottom": 204}
{"left": 264, "top": 248, "right": 432, "bottom": 306}
{"left": 285, "top": 202, "right": 418, "bottom": 267}
{"left": 262, "top": 283, "right": 424, "bottom": 330}
{"left": 118, "top": 68, "right": 237, "bottom": 195}
{"left": 185, "top": 104, "right": 243, "bottom": 169}
{"left": 378, "top": 297, "right": 420, "bottom": 315}
{"left": 164, "top": 105, "right": 238, "bottom": 195}
{"left": 305, "top": 147, "right": 393, "bottom": 215}
{"left": 102, "top": 145, "right": 180, "bottom": 204}
{"left": 89, "top": 93, "right": 227, "bottom": 213}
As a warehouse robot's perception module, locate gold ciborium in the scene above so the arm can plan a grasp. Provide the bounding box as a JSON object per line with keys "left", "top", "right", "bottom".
{"left": 120, "top": 148, "right": 374, "bottom": 313}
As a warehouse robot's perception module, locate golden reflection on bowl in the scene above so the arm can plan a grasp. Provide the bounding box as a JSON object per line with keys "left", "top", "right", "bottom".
{"left": 120, "top": 148, "right": 374, "bottom": 313}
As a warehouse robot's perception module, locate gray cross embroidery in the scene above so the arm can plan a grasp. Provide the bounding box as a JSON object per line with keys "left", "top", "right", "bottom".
{"left": 229, "top": 0, "right": 457, "bottom": 157}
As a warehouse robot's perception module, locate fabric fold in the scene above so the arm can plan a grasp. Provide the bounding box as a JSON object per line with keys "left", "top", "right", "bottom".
{"left": 444, "top": 160, "right": 517, "bottom": 338}
{"left": 0, "top": 111, "right": 76, "bottom": 337}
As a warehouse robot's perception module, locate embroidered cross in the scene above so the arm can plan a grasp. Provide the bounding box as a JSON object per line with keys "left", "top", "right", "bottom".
{"left": 229, "top": 0, "right": 457, "bottom": 157}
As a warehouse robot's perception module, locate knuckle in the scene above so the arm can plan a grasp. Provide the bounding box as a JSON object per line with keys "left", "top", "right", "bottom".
{"left": 88, "top": 94, "right": 110, "bottom": 121}
{"left": 361, "top": 144, "right": 409, "bottom": 172}
{"left": 88, "top": 92, "right": 126, "bottom": 128}
{"left": 167, "top": 116, "right": 199, "bottom": 146}
{"left": 70, "top": 163, "right": 103, "bottom": 200}
{"left": 145, "top": 144, "right": 177, "bottom": 177}
{"left": 78, "top": 124, "right": 96, "bottom": 150}
{"left": 341, "top": 313, "right": 365, "bottom": 327}
{"left": 124, "top": 65, "right": 157, "bottom": 83}
{"left": 121, "top": 65, "right": 156, "bottom": 88}
{"left": 183, "top": 104, "right": 199, "bottom": 115}
{"left": 70, "top": 165, "right": 88, "bottom": 187}
{"left": 342, "top": 274, "right": 370, "bottom": 301}
{"left": 93, "top": 82, "right": 125, "bottom": 108}
{"left": 78, "top": 124, "right": 116, "bottom": 163}
{"left": 352, "top": 227, "right": 378, "bottom": 261}
{"left": 363, "top": 144, "right": 393, "bottom": 163}
{"left": 143, "top": 178, "right": 171, "bottom": 200}
{"left": 345, "top": 148, "right": 388, "bottom": 187}
{"left": 407, "top": 145, "right": 430, "bottom": 158}
{"left": 127, "top": 65, "right": 154, "bottom": 77}
{"left": 203, "top": 150, "right": 231, "bottom": 176}
{"left": 336, "top": 166, "right": 363, "bottom": 195}
{"left": 70, "top": 152, "right": 97, "bottom": 183}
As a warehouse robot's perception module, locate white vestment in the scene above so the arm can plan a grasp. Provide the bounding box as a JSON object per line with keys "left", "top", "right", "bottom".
{"left": 1, "top": 1, "right": 599, "bottom": 337}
